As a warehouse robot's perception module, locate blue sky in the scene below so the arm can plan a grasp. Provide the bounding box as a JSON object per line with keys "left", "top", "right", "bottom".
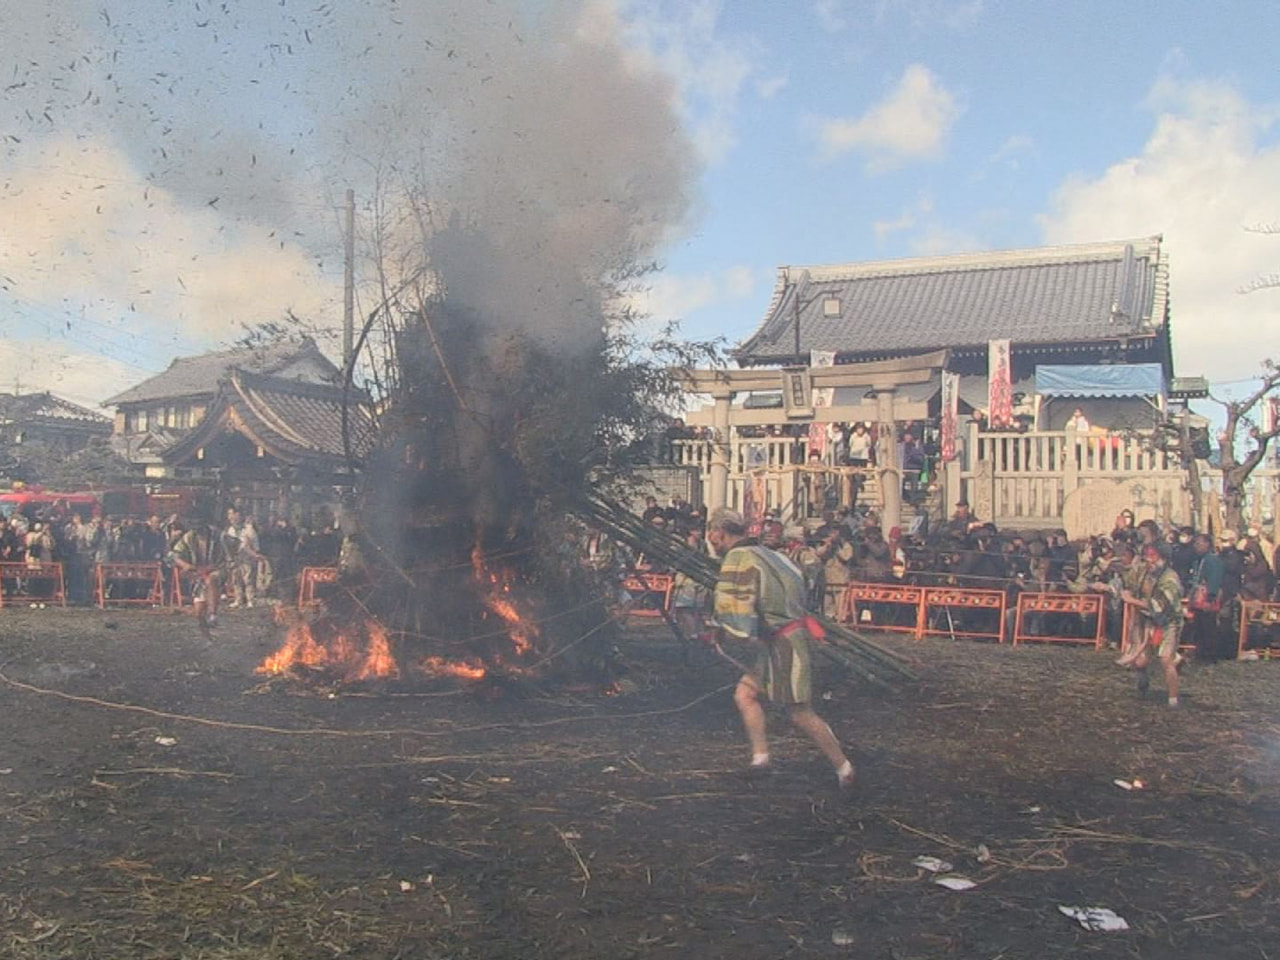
{"left": 1, "top": 0, "right": 1278, "bottom": 408}
{"left": 634, "top": 0, "right": 1280, "bottom": 371}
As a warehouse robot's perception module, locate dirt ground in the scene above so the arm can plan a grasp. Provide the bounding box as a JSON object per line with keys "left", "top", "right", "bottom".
{"left": 2, "top": 608, "right": 1279, "bottom": 959}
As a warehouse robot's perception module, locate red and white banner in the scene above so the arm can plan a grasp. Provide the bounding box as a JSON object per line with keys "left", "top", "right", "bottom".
{"left": 987, "top": 339, "right": 1013, "bottom": 429}
{"left": 941, "top": 371, "right": 959, "bottom": 461}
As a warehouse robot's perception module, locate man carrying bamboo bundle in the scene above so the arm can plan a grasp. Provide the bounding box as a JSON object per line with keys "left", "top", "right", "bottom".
{"left": 706, "top": 508, "right": 856, "bottom": 792}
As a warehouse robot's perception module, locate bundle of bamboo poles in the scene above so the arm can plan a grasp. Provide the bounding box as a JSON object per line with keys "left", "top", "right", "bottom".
{"left": 578, "top": 495, "right": 917, "bottom": 685}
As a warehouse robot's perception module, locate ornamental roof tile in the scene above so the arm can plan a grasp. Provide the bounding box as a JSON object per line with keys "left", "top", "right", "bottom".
{"left": 736, "top": 236, "right": 1169, "bottom": 364}
{"left": 104, "top": 337, "right": 339, "bottom": 407}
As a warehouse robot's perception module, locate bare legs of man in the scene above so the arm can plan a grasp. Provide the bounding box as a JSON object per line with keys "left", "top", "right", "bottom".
{"left": 1132, "top": 649, "right": 1180, "bottom": 706}
{"left": 733, "top": 676, "right": 856, "bottom": 788}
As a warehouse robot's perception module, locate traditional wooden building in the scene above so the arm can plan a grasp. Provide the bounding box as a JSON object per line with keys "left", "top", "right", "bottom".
{"left": 104, "top": 337, "right": 341, "bottom": 441}
{"left": 158, "top": 369, "right": 375, "bottom": 518}
{"left": 103, "top": 338, "right": 374, "bottom": 518}
{"left": 677, "top": 236, "right": 1210, "bottom": 533}
{"left": 736, "top": 236, "right": 1175, "bottom": 431}
{"left": 0, "top": 391, "right": 111, "bottom": 453}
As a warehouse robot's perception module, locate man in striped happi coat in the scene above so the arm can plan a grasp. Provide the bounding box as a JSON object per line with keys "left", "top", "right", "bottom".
{"left": 707, "top": 508, "right": 855, "bottom": 791}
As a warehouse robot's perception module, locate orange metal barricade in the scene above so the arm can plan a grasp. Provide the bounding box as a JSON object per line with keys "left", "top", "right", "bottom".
{"left": 922, "top": 587, "right": 1007, "bottom": 643}
{"left": 1237, "top": 600, "right": 1280, "bottom": 660}
{"left": 846, "top": 582, "right": 925, "bottom": 637}
{"left": 0, "top": 561, "right": 66, "bottom": 607}
{"left": 95, "top": 562, "right": 165, "bottom": 608}
{"left": 297, "top": 566, "right": 341, "bottom": 608}
{"left": 621, "top": 573, "right": 674, "bottom": 617}
{"left": 1012, "top": 592, "right": 1105, "bottom": 648}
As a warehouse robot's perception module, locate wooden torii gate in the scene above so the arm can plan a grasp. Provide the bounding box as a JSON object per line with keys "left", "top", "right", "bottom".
{"left": 677, "top": 350, "right": 949, "bottom": 532}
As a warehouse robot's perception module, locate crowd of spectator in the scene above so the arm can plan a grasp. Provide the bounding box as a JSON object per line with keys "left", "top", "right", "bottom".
{"left": 604, "top": 495, "right": 1280, "bottom": 663}
{"left": 0, "top": 506, "right": 343, "bottom": 606}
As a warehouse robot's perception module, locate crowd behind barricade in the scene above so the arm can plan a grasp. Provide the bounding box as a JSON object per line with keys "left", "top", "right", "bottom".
{"left": 0, "top": 504, "right": 343, "bottom": 610}
{"left": 593, "top": 495, "right": 1280, "bottom": 670}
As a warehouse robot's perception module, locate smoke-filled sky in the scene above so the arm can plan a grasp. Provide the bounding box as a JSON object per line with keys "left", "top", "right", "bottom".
{"left": 3, "top": 0, "right": 1280, "bottom": 411}
{"left": 1, "top": 0, "right": 697, "bottom": 405}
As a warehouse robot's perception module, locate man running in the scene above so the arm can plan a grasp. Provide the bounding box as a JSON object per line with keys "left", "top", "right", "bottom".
{"left": 706, "top": 508, "right": 855, "bottom": 791}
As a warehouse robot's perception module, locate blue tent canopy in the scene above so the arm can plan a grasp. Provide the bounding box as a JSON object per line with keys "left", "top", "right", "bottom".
{"left": 1034, "top": 363, "right": 1165, "bottom": 398}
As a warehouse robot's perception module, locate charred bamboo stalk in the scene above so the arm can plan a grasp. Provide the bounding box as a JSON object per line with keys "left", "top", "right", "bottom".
{"left": 577, "top": 496, "right": 917, "bottom": 683}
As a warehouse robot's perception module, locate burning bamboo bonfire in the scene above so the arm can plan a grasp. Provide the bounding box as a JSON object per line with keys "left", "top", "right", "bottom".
{"left": 255, "top": 217, "right": 702, "bottom": 689}
{"left": 246, "top": 3, "right": 911, "bottom": 692}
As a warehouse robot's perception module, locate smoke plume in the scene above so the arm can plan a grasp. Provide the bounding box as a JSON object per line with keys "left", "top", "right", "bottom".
{"left": 2, "top": 0, "right": 699, "bottom": 362}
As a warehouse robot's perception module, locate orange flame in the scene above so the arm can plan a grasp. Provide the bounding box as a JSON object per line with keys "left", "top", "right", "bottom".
{"left": 257, "top": 616, "right": 401, "bottom": 681}
{"left": 471, "top": 539, "right": 539, "bottom": 656}
{"left": 355, "top": 620, "right": 400, "bottom": 680}
{"left": 257, "top": 621, "right": 329, "bottom": 674}
{"left": 419, "top": 656, "right": 487, "bottom": 680}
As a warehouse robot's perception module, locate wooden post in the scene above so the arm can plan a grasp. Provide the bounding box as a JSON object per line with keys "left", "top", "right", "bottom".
{"left": 1063, "top": 426, "right": 1080, "bottom": 500}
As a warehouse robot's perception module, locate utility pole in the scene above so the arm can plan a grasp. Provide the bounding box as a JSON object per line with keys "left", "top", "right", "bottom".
{"left": 342, "top": 188, "right": 355, "bottom": 370}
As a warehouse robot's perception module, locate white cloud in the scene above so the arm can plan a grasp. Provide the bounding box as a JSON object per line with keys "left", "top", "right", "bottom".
{"left": 816, "top": 64, "right": 962, "bottom": 171}
{"left": 909, "top": 224, "right": 984, "bottom": 256}
{"left": 0, "top": 339, "right": 144, "bottom": 408}
{"left": 755, "top": 72, "right": 789, "bottom": 100}
{"left": 814, "top": 0, "right": 847, "bottom": 32}
{"left": 0, "top": 137, "right": 342, "bottom": 347}
{"left": 1038, "top": 77, "right": 1280, "bottom": 381}
{"left": 877, "top": 0, "right": 984, "bottom": 30}
{"left": 873, "top": 194, "right": 934, "bottom": 242}
{"left": 819, "top": 0, "right": 983, "bottom": 33}
{"left": 988, "top": 134, "right": 1037, "bottom": 170}
{"left": 621, "top": 1, "right": 769, "bottom": 164}
{"left": 631, "top": 265, "right": 758, "bottom": 325}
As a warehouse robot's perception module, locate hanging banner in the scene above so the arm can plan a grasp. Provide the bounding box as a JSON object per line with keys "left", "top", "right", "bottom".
{"left": 742, "top": 472, "right": 766, "bottom": 527}
{"left": 808, "top": 420, "right": 826, "bottom": 457}
{"left": 941, "top": 371, "right": 959, "bottom": 461}
{"left": 987, "top": 339, "right": 1013, "bottom": 429}
{"left": 1265, "top": 396, "right": 1280, "bottom": 434}
{"left": 810, "top": 349, "right": 836, "bottom": 409}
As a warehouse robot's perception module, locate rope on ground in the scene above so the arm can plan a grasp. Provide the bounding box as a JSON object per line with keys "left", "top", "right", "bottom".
{"left": 0, "top": 669, "right": 733, "bottom": 740}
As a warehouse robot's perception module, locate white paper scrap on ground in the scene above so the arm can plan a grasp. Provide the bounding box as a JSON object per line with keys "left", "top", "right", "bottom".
{"left": 935, "top": 876, "right": 977, "bottom": 891}
{"left": 1114, "top": 779, "right": 1133, "bottom": 790}
{"left": 913, "top": 856, "right": 953, "bottom": 873}
{"left": 1058, "top": 905, "right": 1129, "bottom": 932}
{"left": 154, "top": 736, "right": 177, "bottom": 747}
{"left": 831, "top": 929, "right": 855, "bottom": 947}
{"left": 975, "top": 844, "right": 992, "bottom": 863}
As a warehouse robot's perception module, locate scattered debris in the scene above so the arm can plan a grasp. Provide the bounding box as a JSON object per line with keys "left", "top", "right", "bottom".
{"left": 1023, "top": 805, "right": 1041, "bottom": 814}
{"left": 975, "top": 843, "right": 992, "bottom": 863}
{"left": 154, "top": 736, "right": 177, "bottom": 747}
{"left": 1058, "top": 905, "right": 1130, "bottom": 932}
{"left": 601, "top": 765, "right": 619, "bottom": 773}
{"left": 913, "top": 856, "right": 953, "bottom": 873}
{"left": 831, "top": 928, "right": 855, "bottom": 947}
{"left": 0, "top": 768, "right": 13, "bottom": 775}
{"left": 935, "top": 876, "right": 977, "bottom": 891}
{"left": 1114, "top": 778, "right": 1145, "bottom": 791}
{"left": 399, "top": 880, "right": 414, "bottom": 892}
